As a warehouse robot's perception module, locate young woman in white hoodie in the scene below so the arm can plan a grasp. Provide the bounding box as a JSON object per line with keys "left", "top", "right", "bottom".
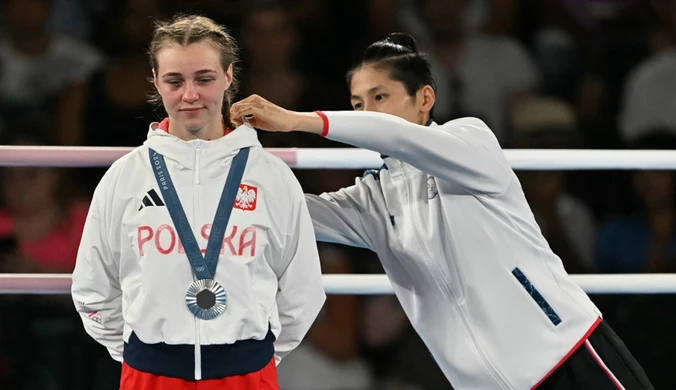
{"left": 71, "top": 14, "right": 325, "bottom": 390}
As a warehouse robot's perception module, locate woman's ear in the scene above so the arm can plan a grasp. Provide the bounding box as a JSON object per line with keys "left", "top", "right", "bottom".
{"left": 224, "top": 64, "right": 234, "bottom": 90}
{"left": 419, "top": 85, "right": 436, "bottom": 115}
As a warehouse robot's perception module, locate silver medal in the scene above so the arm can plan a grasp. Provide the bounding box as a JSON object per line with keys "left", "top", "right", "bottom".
{"left": 185, "top": 279, "right": 228, "bottom": 320}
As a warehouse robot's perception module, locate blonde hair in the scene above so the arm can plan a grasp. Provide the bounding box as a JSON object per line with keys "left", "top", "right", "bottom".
{"left": 147, "top": 14, "right": 240, "bottom": 128}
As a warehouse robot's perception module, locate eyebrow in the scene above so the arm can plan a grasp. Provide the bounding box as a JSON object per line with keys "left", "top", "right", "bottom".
{"left": 350, "top": 85, "right": 385, "bottom": 100}
{"left": 162, "top": 69, "right": 218, "bottom": 78}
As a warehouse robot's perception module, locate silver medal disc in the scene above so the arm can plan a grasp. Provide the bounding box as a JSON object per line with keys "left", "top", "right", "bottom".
{"left": 185, "top": 279, "right": 227, "bottom": 320}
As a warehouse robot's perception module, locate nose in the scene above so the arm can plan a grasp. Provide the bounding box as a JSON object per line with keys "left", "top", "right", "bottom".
{"left": 182, "top": 83, "right": 199, "bottom": 103}
{"left": 362, "top": 101, "right": 378, "bottom": 112}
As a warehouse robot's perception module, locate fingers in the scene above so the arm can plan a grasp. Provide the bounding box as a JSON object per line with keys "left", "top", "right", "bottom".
{"left": 230, "top": 95, "right": 272, "bottom": 119}
{"left": 230, "top": 97, "right": 264, "bottom": 115}
{"left": 230, "top": 101, "right": 259, "bottom": 111}
{"left": 230, "top": 94, "right": 293, "bottom": 132}
{"left": 230, "top": 103, "right": 261, "bottom": 119}
{"left": 234, "top": 94, "right": 268, "bottom": 107}
{"left": 232, "top": 115, "right": 244, "bottom": 128}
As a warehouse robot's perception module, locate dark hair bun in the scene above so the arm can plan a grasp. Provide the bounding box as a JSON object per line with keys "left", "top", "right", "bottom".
{"left": 385, "top": 32, "right": 419, "bottom": 53}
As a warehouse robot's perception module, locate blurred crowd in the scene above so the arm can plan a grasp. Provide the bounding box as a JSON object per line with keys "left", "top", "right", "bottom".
{"left": 1, "top": 0, "right": 676, "bottom": 389}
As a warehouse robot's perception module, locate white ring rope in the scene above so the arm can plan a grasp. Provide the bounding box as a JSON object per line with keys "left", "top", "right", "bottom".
{"left": 2, "top": 146, "right": 676, "bottom": 170}
{"left": 2, "top": 146, "right": 675, "bottom": 295}
{"left": 1, "top": 273, "right": 676, "bottom": 295}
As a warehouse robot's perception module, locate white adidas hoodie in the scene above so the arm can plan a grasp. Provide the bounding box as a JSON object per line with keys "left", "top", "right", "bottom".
{"left": 305, "top": 111, "right": 602, "bottom": 390}
{"left": 71, "top": 122, "right": 325, "bottom": 380}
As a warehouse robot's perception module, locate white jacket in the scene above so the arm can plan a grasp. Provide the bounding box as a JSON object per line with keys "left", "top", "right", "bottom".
{"left": 72, "top": 122, "right": 325, "bottom": 380}
{"left": 305, "top": 112, "right": 601, "bottom": 390}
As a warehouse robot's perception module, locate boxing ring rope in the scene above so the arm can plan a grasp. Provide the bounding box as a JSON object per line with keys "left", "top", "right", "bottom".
{"left": 4, "top": 145, "right": 676, "bottom": 170}
{"left": 2, "top": 274, "right": 676, "bottom": 295}
{"left": 1, "top": 145, "right": 676, "bottom": 295}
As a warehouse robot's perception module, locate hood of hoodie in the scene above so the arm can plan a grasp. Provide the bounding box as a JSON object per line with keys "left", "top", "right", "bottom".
{"left": 143, "top": 120, "right": 262, "bottom": 178}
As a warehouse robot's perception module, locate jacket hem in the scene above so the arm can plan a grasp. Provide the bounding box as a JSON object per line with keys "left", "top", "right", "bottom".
{"left": 122, "top": 328, "right": 276, "bottom": 380}
{"left": 531, "top": 316, "right": 602, "bottom": 389}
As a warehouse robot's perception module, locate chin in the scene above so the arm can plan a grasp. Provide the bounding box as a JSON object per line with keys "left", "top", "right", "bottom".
{"left": 180, "top": 118, "right": 207, "bottom": 133}
{"left": 182, "top": 124, "right": 203, "bottom": 134}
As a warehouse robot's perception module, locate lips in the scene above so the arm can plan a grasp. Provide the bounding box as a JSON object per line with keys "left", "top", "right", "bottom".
{"left": 181, "top": 108, "right": 203, "bottom": 114}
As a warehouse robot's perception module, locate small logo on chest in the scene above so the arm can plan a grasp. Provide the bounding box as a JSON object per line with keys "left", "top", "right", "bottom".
{"left": 234, "top": 184, "right": 258, "bottom": 210}
{"left": 427, "top": 176, "right": 438, "bottom": 199}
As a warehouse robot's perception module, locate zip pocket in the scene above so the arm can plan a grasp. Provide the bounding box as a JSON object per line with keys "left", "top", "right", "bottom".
{"left": 512, "top": 267, "right": 562, "bottom": 326}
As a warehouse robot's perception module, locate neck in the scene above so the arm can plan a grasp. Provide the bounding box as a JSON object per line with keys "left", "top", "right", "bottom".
{"left": 169, "top": 116, "right": 225, "bottom": 141}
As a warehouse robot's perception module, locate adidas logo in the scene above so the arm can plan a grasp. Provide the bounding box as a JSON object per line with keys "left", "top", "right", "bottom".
{"left": 138, "top": 189, "right": 165, "bottom": 211}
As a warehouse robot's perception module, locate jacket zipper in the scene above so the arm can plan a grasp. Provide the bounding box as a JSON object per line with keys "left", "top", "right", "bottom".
{"left": 194, "top": 140, "right": 202, "bottom": 379}
{"left": 403, "top": 168, "right": 513, "bottom": 389}
{"left": 194, "top": 141, "right": 201, "bottom": 185}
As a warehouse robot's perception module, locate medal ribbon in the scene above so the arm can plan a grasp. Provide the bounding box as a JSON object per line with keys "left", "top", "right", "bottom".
{"left": 149, "top": 147, "right": 250, "bottom": 280}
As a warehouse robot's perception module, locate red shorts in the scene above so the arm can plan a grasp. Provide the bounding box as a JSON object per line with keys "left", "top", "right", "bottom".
{"left": 120, "top": 358, "right": 279, "bottom": 390}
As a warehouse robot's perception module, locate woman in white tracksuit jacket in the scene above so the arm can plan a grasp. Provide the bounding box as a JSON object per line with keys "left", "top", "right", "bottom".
{"left": 71, "top": 15, "right": 325, "bottom": 390}
{"left": 231, "top": 33, "right": 654, "bottom": 390}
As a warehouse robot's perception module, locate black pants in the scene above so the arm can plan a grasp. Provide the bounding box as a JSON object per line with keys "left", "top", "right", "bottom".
{"left": 538, "top": 320, "right": 654, "bottom": 390}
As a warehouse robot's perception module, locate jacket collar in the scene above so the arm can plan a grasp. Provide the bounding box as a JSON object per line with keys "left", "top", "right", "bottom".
{"left": 143, "top": 119, "right": 261, "bottom": 171}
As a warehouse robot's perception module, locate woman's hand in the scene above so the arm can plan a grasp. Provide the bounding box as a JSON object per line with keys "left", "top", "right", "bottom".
{"left": 230, "top": 94, "right": 324, "bottom": 134}
{"left": 230, "top": 94, "right": 297, "bottom": 132}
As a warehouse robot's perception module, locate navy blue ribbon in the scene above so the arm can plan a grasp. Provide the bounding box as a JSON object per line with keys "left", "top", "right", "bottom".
{"left": 148, "top": 147, "right": 250, "bottom": 280}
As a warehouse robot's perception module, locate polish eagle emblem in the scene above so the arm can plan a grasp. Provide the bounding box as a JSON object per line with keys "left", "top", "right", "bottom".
{"left": 235, "top": 184, "right": 258, "bottom": 210}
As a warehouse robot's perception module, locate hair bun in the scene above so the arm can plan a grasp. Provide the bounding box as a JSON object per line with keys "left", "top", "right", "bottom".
{"left": 386, "top": 32, "right": 419, "bottom": 53}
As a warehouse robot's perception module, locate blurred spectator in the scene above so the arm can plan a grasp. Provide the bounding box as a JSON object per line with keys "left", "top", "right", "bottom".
{"left": 646, "top": 0, "right": 676, "bottom": 53}
{"left": 619, "top": 0, "right": 676, "bottom": 141}
{"left": 0, "top": 126, "right": 106, "bottom": 389}
{"left": 0, "top": 0, "right": 104, "bottom": 145}
{"left": 366, "top": 0, "right": 404, "bottom": 41}
{"left": 47, "top": 0, "right": 108, "bottom": 39}
{"left": 240, "top": 2, "right": 310, "bottom": 113}
{"left": 238, "top": 1, "right": 347, "bottom": 152}
{"left": 596, "top": 131, "right": 676, "bottom": 273}
{"left": 0, "top": 128, "right": 89, "bottom": 273}
{"left": 75, "top": 0, "right": 167, "bottom": 192}
{"left": 407, "top": 0, "right": 540, "bottom": 142}
{"left": 277, "top": 244, "right": 373, "bottom": 390}
{"left": 171, "top": 0, "right": 244, "bottom": 28}
{"left": 356, "top": 254, "right": 452, "bottom": 390}
{"left": 511, "top": 96, "right": 597, "bottom": 273}
{"left": 594, "top": 131, "right": 676, "bottom": 388}
{"left": 78, "top": 0, "right": 166, "bottom": 148}
{"left": 287, "top": 0, "right": 362, "bottom": 83}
